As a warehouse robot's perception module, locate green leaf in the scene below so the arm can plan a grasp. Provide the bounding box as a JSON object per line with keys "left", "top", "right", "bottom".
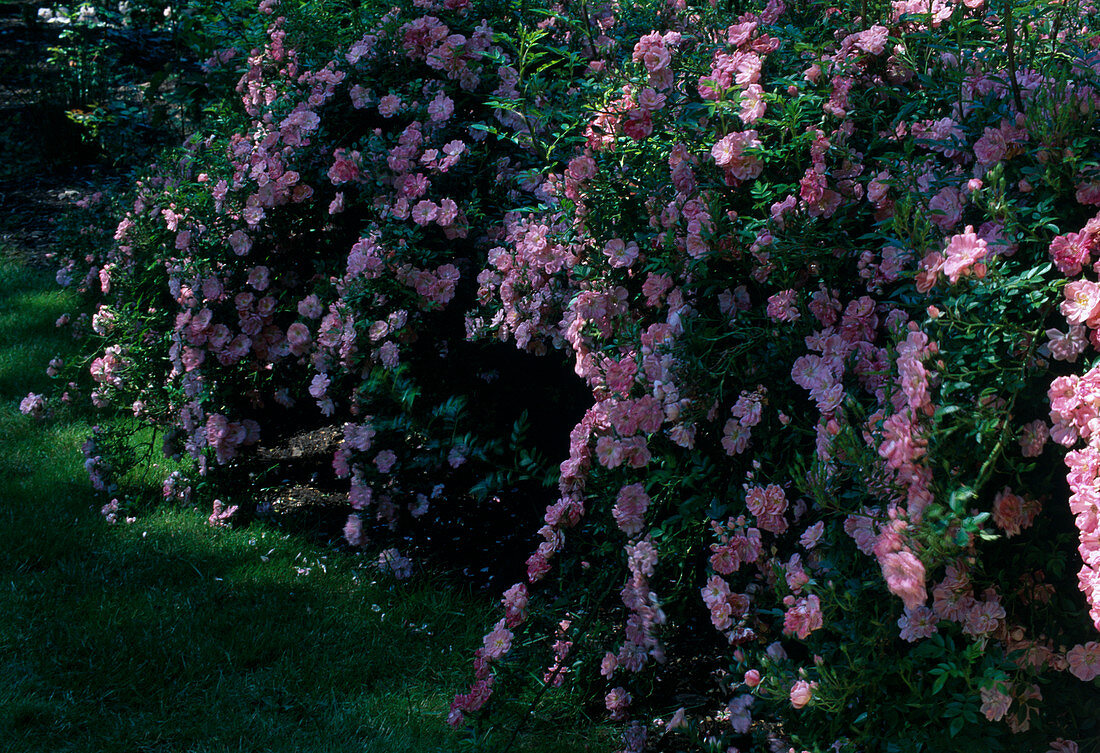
{"left": 949, "top": 715, "right": 965, "bottom": 738}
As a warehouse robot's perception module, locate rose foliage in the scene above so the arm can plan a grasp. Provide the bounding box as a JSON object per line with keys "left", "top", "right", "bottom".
{"left": 28, "top": 0, "right": 1100, "bottom": 750}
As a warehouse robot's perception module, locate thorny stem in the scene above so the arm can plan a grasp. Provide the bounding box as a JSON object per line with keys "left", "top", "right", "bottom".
{"left": 1004, "top": 0, "right": 1026, "bottom": 114}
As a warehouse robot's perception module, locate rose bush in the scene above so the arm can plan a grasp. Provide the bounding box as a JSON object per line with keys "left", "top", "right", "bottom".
{"left": 28, "top": 0, "right": 1100, "bottom": 750}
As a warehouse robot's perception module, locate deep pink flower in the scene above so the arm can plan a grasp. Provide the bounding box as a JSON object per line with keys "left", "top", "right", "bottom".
{"left": 993, "top": 487, "right": 1038, "bottom": 536}
{"left": 766, "top": 289, "right": 800, "bottom": 322}
{"left": 782, "top": 594, "right": 823, "bottom": 639}
{"left": 1051, "top": 232, "right": 1091, "bottom": 276}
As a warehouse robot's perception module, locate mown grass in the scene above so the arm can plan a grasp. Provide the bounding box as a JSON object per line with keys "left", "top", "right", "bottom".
{"left": 0, "top": 252, "right": 613, "bottom": 752}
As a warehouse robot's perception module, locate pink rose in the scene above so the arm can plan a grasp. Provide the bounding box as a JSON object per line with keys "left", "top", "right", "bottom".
{"left": 790, "top": 679, "right": 816, "bottom": 708}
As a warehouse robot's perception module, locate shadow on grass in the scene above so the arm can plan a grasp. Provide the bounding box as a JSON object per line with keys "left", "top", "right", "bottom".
{"left": 0, "top": 254, "right": 613, "bottom": 752}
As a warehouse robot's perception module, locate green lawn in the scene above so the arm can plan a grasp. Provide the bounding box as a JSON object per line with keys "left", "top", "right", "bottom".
{"left": 0, "top": 253, "right": 612, "bottom": 752}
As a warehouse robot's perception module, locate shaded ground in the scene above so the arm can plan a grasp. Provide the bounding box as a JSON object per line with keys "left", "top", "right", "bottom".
{"left": 0, "top": 0, "right": 111, "bottom": 262}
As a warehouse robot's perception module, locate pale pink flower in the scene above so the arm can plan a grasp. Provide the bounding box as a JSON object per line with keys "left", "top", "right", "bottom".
{"left": 378, "top": 94, "right": 402, "bottom": 117}
{"left": 348, "top": 85, "right": 369, "bottom": 109}
{"left": 980, "top": 686, "right": 1011, "bottom": 722}
{"left": 19, "top": 392, "right": 46, "bottom": 417}
{"left": 800, "top": 521, "right": 825, "bottom": 549}
{"left": 286, "top": 322, "right": 311, "bottom": 356}
{"left": 229, "top": 230, "right": 252, "bottom": 256}
{"left": 595, "top": 436, "right": 624, "bottom": 468}
{"left": 879, "top": 549, "right": 927, "bottom": 610}
{"left": 379, "top": 341, "right": 399, "bottom": 368}
{"left": 483, "top": 619, "right": 513, "bottom": 659}
{"left": 710, "top": 130, "right": 762, "bottom": 180}
{"left": 1019, "top": 420, "right": 1049, "bottom": 457}
{"left": 379, "top": 548, "right": 412, "bottom": 579}
{"left": 613, "top": 483, "right": 650, "bottom": 536}
{"left": 427, "top": 92, "right": 454, "bottom": 122}
{"left": 867, "top": 170, "right": 891, "bottom": 207}
{"left": 722, "top": 420, "right": 750, "bottom": 455}
{"left": 637, "top": 87, "right": 666, "bottom": 112}
{"left": 942, "top": 226, "right": 988, "bottom": 283}
{"left": 745, "top": 484, "right": 788, "bottom": 534}
{"left": 701, "top": 574, "right": 730, "bottom": 609}
{"left": 437, "top": 198, "right": 459, "bottom": 225}
{"left": 208, "top": 499, "right": 239, "bottom": 527}
{"left": 728, "top": 694, "right": 753, "bottom": 733}
{"left": 626, "top": 539, "right": 658, "bottom": 577}
{"left": 502, "top": 583, "right": 528, "bottom": 626}
{"left": 603, "top": 238, "right": 639, "bottom": 268}
{"left": 974, "top": 126, "right": 1007, "bottom": 166}
{"left": 343, "top": 514, "right": 364, "bottom": 546}
{"left": 309, "top": 373, "right": 330, "bottom": 399}
{"left": 928, "top": 187, "right": 963, "bottom": 231}
{"left": 1077, "top": 180, "right": 1100, "bottom": 205}
{"left": 789, "top": 679, "right": 815, "bottom": 708}
{"left": 897, "top": 605, "right": 938, "bottom": 642}
{"left": 600, "top": 652, "right": 618, "bottom": 678}
{"left": 605, "top": 687, "right": 632, "bottom": 721}
{"left": 1056, "top": 228, "right": 1096, "bottom": 275}
{"left": 855, "top": 25, "right": 889, "bottom": 55}
{"left": 632, "top": 32, "right": 672, "bottom": 73}
{"left": 667, "top": 707, "right": 687, "bottom": 729}
{"left": 327, "top": 149, "right": 361, "bottom": 185}
{"left": 785, "top": 553, "right": 809, "bottom": 593}
{"left": 375, "top": 449, "right": 397, "bottom": 474}
{"left": 1061, "top": 280, "right": 1100, "bottom": 326}
{"left": 1066, "top": 641, "right": 1100, "bottom": 681}
{"left": 962, "top": 595, "right": 1005, "bottom": 636}
{"left": 247, "top": 265, "right": 270, "bottom": 291}
{"left": 411, "top": 200, "right": 438, "bottom": 226}
{"left": 1046, "top": 326, "right": 1088, "bottom": 363}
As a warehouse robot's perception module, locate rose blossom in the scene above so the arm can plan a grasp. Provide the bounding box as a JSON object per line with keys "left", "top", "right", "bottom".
{"left": 789, "top": 679, "right": 816, "bottom": 708}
